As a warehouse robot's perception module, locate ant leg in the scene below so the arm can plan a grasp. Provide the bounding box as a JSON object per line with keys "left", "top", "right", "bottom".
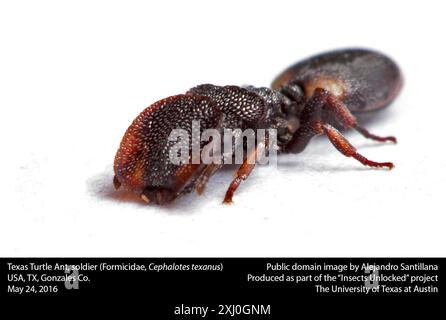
{"left": 195, "top": 163, "right": 221, "bottom": 195}
{"left": 284, "top": 90, "right": 325, "bottom": 153}
{"left": 323, "top": 90, "right": 397, "bottom": 143}
{"left": 223, "top": 146, "right": 257, "bottom": 204}
{"left": 285, "top": 89, "right": 394, "bottom": 169}
{"left": 323, "top": 124, "right": 394, "bottom": 169}
{"left": 354, "top": 125, "right": 397, "bottom": 143}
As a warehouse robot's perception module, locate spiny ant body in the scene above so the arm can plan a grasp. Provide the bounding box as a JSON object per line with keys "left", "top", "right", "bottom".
{"left": 113, "top": 48, "right": 403, "bottom": 205}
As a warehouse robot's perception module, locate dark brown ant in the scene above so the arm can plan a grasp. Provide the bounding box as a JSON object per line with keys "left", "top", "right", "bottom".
{"left": 113, "top": 48, "right": 402, "bottom": 205}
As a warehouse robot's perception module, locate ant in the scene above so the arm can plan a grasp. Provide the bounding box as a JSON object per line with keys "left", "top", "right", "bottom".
{"left": 113, "top": 48, "right": 402, "bottom": 205}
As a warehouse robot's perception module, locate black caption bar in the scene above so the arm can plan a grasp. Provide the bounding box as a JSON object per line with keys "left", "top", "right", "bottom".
{"left": 1, "top": 258, "right": 443, "bottom": 315}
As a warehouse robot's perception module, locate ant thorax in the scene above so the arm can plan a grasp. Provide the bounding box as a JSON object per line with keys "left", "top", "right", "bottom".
{"left": 243, "top": 86, "right": 301, "bottom": 146}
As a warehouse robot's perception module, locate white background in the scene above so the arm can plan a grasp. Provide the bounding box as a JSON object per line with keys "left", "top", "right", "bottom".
{"left": 1, "top": 0, "right": 445, "bottom": 257}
